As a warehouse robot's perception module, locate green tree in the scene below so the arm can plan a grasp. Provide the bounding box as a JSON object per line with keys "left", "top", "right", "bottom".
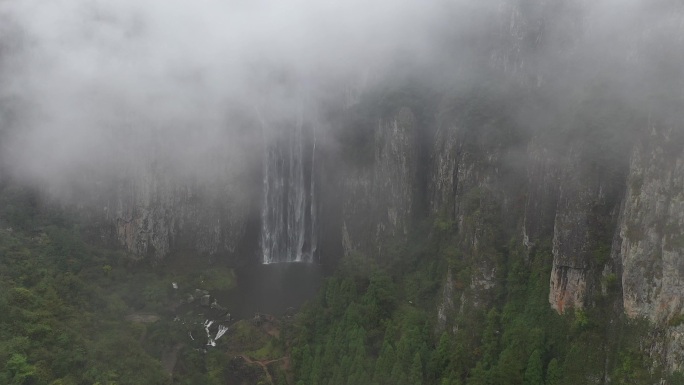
{"left": 374, "top": 341, "right": 396, "bottom": 384}
{"left": 362, "top": 272, "right": 397, "bottom": 325}
{"left": 4, "top": 354, "right": 36, "bottom": 385}
{"left": 481, "top": 309, "right": 501, "bottom": 369}
{"left": 430, "top": 332, "right": 452, "bottom": 379}
{"left": 409, "top": 352, "right": 424, "bottom": 385}
{"left": 440, "top": 370, "right": 462, "bottom": 385}
{"left": 294, "top": 344, "right": 313, "bottom": 381}
{"left": 466, "top": 362, "right": 490, "bottom": 385}
{"left": 545, "top": 358, "right": 561, "bottom": 385}
{"left": 523, "top": 349, "right": 544, "bottom": 385}
{"left": 390, "top": 360, "right": 408, "bottom": 385}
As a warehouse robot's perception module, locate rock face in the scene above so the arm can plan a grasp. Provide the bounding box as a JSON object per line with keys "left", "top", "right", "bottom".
{"left": 72, "top": 145, "right": 263, "bottom": 264}
{"left": 430, "top": 94, "right": 521, "bottom": 312}
{"left": 373, "top": 108, "right": 417, "bottom": 239}
{"left": 51, "top": 0, "right": 682, "bottom": 342}
{"left": 522, "top": 140, "right": 560, "bottom": 249}
{"left": 340, "top": 106, "right": 418, "bottom": 257}
{"left": 6, "top": 0, "right": 683, "bottom": 372}
{"left": 108, "top": 172, "right": 253, "bottom": 262}
{"left": 75, "top": 186, "right": 255, "bottom": 266}
{"left": 328, "top": 0, "right": 684, "bottom": 367}
{"left": 619, "top": 128, "right": 684, "bottom": 323}
{"left": 548, "top": 143, "right": 624, "bottom": 313}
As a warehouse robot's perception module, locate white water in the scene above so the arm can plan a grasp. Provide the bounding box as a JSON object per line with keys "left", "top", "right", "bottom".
{"left": 260, "top": 119, "right": 317, "bottom": 264}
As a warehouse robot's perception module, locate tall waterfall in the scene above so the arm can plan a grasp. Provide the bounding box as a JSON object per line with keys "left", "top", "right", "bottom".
{"left": 260, "top": 120, "right": 317, "bottom": 264}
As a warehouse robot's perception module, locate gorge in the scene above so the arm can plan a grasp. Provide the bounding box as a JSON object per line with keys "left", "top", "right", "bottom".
{"left": 1, "top": 0, "right": 684, "bottom": 384}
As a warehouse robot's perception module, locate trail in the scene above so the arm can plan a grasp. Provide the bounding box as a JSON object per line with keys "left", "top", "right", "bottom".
{"left": 240, "top": 355, "right": 287, "bottom": 385}
{"left": 162, "top": 343, "right": 184, "bottom": 375}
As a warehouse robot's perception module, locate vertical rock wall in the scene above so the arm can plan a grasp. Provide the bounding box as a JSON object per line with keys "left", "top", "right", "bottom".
{"left": 619, "top": 128, "right": 684, "bottom": 323}
{"left": 107, "top": 170, "right": 255, "bottom": 263}
{"left": 548, "top": 143, "right": 623, "bottom": 313}
{"left": 340, "top": 106, "right": 417, "bottom": 257}
{"left": 69, "top": 141, "right": 263, "bottom": 264}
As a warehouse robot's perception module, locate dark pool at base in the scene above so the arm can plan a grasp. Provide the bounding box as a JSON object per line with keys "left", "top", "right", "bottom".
{"left": 213, "top": 262, "right": 324, "bottom": 320}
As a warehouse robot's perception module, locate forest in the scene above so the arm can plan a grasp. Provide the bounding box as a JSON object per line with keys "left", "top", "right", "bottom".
{"left": 2, "top": 0, "right": 684, "bottom": 384}
{"left": 0, "top": 181, "right": 678, "bottom": 384}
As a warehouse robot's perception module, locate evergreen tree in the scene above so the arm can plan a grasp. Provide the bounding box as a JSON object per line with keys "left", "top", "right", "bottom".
{"left": 545, "top": 358, "right": 561, "bottom": 385}
{"left": 409, "top": 352, "right": 424, "bottom": 385}
{"left": 330, "top": 364, "right": 344, "bottom": 385}
{"left": 309, "top": 346, "right": 324, "bottom": 385}
{"left": 440, "top": 370, "right": 462, "bottom": 385}
{"left": 523, "top": 350, "right": 544, "bottom": 385}
{"left": 430, "top": 332, "right": 452, "bottom": 379}
{"left": 295, "top": 343, "right": 313, "bottom": 380}
{"left": 466, "top": 362, "right": 490, "bottom": 385}
{"left": 4, "top": 354, "right": 35, "bottom": 385}
{"left": 390, "top": 360, "right": 408, "bottom": 385}
{"left": 481, "top": 309, "right": 501, "bottom": 369}
{"left": 374, "top": 341, "right": 396, "bottom": 384}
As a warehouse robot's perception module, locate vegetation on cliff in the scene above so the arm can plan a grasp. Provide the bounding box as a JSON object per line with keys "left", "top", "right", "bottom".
{"left": 289, "top": 218, "right": 683, "bottom": 385}
{"left": 0, "top": 184, "right": 278, "bottom": 385}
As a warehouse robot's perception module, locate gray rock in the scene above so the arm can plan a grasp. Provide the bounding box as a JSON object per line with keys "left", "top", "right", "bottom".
{"left": 200, "top": 295, "right": 211, "bottom": 307}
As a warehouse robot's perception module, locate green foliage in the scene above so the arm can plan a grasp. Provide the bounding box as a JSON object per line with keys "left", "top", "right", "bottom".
{"left": 0, "top": 185, "right": 277, "bottom": 385}
{"left": 291, "top": 219, "right": 661, "bottom": 385}
{"left": 572, "top": 309, "right": 590, "bottom": 331}
{"left": 410, "top": 352, "right": 424, "bottom": 385}
{"left": 3, "top": 354, "right": 36, "bottom": 385}
{"left": 669, "top": 371, "right": 684, "bottom": 385}
{"left": 592, "top": 242, "right": 611, "bottom": 267}
{"left": 611, "top": 350, "right": 654, "bottom": 384}
{"left": 0, "top": 185, "right": 172, "bottom": 384}
{"left": 433, "top": 215, "right": 455, "bottom": 234}
{"left": 291, "top": 249, "right": 438, "bottom": 385}
{"left": 602, "top": 273, "right": 619, "bottom": 294}
{"left": 668, "top": 314, "right": 684, "bottom": 327}
{"left": 523, "top": 350, "right": 543, "bottom": 385}
{"left": 0, "top": 151, "right": 666, "bottom": 385}
{"left": 545, "top": 358, "right": 561, "bottom": 385}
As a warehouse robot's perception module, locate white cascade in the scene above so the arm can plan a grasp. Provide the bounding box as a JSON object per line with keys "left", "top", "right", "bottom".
{"left": 260, "top": 119, "right": 317, "bottom": 264}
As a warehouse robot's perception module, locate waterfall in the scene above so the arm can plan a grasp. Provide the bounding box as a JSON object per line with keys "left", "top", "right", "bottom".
{"left": 260, "top": 120, "right": 317, "bottom": 264}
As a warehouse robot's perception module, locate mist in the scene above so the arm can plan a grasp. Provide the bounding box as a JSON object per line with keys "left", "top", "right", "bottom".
{"left": 0, "top": 0, "right": 450, "bottom": 191}
{"left": 0, "top": 0, "right": 683, "bottom": 200}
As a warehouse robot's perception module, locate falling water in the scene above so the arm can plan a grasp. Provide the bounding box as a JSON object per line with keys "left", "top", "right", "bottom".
{"left": 260, "top": 119, "right": 317, "bottom": 264}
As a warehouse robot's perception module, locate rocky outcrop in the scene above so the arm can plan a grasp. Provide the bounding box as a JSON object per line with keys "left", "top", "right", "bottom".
{"left": 548, "top": 144, "right": 622, "bottom": 313}
{"left": 373, "top": 107, "right": 417, "bottom": 239}
{"left": 107, "top": 171, "right": 254, "bottom": 262}
{"left": 619, "top": 127, "right": 684, "bottom": 323}
{"left": 340, "top": 106, "right": 418, "bottom": 257}
{"left": 66, "top": 143, "right": 263, "bottom": 263}
{"left": 522, "top": 140, "right": 560, "bottom": 248}
{"left": 428, "top": 92, "right": 523, "bottom": 315}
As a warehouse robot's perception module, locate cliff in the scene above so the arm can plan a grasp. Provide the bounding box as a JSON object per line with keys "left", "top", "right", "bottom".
{"left": 48, "top": 1, "right": 681, "bottom": 335}
{"left": 67, "top": 143, "right": 263, "bottom": 265}
{"left": 3, "top": 0, "right": 683, "bottom": 376}
{"left": 339, "top": 105, "right": 418, "bottom": 258}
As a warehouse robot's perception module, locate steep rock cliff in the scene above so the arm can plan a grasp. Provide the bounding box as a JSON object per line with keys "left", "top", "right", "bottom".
{"left": 619, "top": 127, "right": 684, "bottom": 323}
{"left": 430, "top": 92, "right": 522, "bottom": 317}
{"left": 340, "top": 106, "right": 418, "bottom": 257}
{"left": 68, "top": 142, "right": 263, "bottom": 264}
{"left": 106, "top": 169, "right": 256, "bottom": 263}
{"left": 548, "top": 142, "right": 624, "bottom": 313}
